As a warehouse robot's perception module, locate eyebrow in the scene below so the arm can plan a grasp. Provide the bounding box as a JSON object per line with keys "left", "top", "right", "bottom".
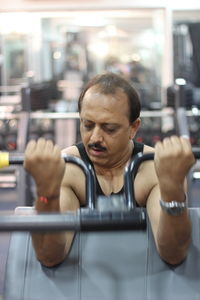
{"left": 82, "top": 119, "right": 119, "bottom": 126}
{"left": 102, "top": 123, "right": 120, "bottom": 127}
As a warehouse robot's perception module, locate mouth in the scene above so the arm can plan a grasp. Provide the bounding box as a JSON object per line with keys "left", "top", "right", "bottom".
{"left": 88, "top": 143, "right": 107, "bottom": 156}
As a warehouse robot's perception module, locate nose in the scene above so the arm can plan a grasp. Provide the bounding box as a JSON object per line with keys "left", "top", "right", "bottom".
{"left": 90, "top": 126, "right": 103, "bottom": 143}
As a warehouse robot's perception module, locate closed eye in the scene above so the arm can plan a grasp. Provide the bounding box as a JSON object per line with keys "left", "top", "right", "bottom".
{"left": 81, "top": 119, "right": 94, "bottom": 131}
{"left": 104, "top": 128, "right": 116, "bottom": 133}
{"left": 102, "top": 125, "right": 119, "bottom": 134}
{"left": 83, "top": 124, "right": 94, "bottom": 130}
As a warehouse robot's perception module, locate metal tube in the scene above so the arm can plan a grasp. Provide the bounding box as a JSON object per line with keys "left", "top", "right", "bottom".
{"left": 62, "top": 155, "right": 96, "bottom": 210}
{"left": 176, "top": 107, "right": 190, "bottom": 137}
{"left": 124, "top": 149, "right": 200, "bottom": 209}
{"left": 124, "top": 153, "right": 154, "bottom": 209}
{"left": 0, "top": 209, "right": 146, "bottom": 232}
{"left": 0, "top": 212, "right": 80, "bottom": 232}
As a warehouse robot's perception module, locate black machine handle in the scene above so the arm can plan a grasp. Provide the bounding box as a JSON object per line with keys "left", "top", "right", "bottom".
{"left": 124, "top": 148, "right": 200, "bottom": 209}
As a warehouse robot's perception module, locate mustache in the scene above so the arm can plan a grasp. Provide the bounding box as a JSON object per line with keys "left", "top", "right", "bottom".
{"left": 88, "top": 143, "right": 107, "bottom": 151}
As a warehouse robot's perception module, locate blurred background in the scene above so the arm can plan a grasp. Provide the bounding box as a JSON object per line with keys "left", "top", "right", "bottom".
{"left": 0, "top": 2, "right": 200, "bottom": 150}
{"left": 0, "top": 3, "right": 199, "bottom": 197}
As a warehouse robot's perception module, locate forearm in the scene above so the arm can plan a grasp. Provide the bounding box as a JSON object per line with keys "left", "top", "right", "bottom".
{"left": 157, "top": 184, "right": 191, "bottom": 265}
{"left": 156, "top": 210, "right": 191, "bottom": 265}
{"left": 32, "top": 196, "right": 74, "bottom": 267}
{"left": 23, "top": 138, "right": 77, "bottom": 266}
{"left": 152, "top": 135, "right": 195, "bottom": 265}
{"left": 32, "top": 231, "right": 74, "bottom": 267}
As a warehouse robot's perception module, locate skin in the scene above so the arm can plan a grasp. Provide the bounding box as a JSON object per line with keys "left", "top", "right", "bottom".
{"left": 24, "top": 86, "right": 196, "bottom": 267}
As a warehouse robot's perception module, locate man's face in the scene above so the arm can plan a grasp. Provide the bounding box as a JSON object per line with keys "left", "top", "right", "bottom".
{"left": 80, "top": 86, "right": 139, "bottom": 168}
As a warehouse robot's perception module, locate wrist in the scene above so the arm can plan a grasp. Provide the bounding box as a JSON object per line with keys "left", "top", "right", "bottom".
{"left": 37, "top": 194, "right": 59, "bottom": 204}
{"left": 159, "top": 182, "right": 185, "bottom": 203}
{"left": 35, "top": 194, "right": 60, "bottom": 212}
{"left": 36, "top": 186, "right": 60, "bottom": 199}
{"left": 160, "top": 196, "right": 187, "bottom": 216}
{"left": 36, "top": 182, "right": 61, "bottom": 199}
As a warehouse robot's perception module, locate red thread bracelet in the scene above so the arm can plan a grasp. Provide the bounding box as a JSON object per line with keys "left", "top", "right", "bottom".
{"left": 38, "top": 196, "right": 48, "bottom": 204}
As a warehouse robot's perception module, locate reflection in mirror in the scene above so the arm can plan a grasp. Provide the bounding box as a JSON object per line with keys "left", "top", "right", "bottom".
{"left": 0, "top": 10, "right": 165, "bottom": 111}
{"left": 40, "top": 10, "right": 165, "bottom": 111}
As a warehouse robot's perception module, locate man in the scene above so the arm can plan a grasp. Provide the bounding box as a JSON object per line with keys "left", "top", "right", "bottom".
{"left": 24, "top": 72, "right": 195, "bottom": 267}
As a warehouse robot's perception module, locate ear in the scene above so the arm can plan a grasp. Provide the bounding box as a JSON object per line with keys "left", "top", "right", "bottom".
{"left": 129, "top": 118, "right": 141, "bottom": 139}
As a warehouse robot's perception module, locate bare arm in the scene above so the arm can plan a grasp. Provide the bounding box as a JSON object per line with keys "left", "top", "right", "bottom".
{"left": 147, "top": 136, "right": 195, "bottom": 265}
{"left": 24, "top": 138, "right": 80, "bottom": 267}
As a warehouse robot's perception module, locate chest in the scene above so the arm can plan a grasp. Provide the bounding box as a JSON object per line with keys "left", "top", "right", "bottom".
{"left": 72, "top": 163, "right": 154, "bottom": 207}
{"left": 96, "top": 173, "right": 124, "bottom": 196}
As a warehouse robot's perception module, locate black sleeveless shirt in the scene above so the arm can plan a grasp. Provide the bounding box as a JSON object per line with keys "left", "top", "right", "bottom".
{"left": 75, "top": 141, "right": 144, "bottom": 197}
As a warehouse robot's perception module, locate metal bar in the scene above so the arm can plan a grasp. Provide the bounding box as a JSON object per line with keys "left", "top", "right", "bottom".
{"left": 62, "top": 155, "right": 96, "bottom": 210}
{"left": 124, "top": 149, "right": 200, "bottom": 209}
{"left": 0, "top": 110, "right": 177, "bottom": 121}
{"left": 176, "top": 107, "right": 190, "bottom": 137}
{"left": 124, "top": 153, "right": 154, "bottom": 209}
{"left": 80, "top": 208, "right": 146, "bottom": 231}
{"left": 30, "top": 112, "right": 80, "bottom": 119}
{"left": 186, "top": 110, "right": 200, "bottom": 117}
{"left": 1, "top": 109, "right": 199, "bottom": 121}
{"left": 0, "top": 209, "right": 146, "bottom": 232}
{"left": 0, "top": 212, "right": 80, "bottom": 232}
{"left": 29, "top": 110, "right": 174, "bottom": 120}
{"left": 0, "top": 113, "right": 19, "bottom": 119}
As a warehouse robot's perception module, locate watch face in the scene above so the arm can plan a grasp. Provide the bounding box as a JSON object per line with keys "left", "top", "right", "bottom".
{"left": 168, "top": 207, "right": 183, "bottom": 216}
{"left": 160, "top": 200, "right": 186, "bottom": 216}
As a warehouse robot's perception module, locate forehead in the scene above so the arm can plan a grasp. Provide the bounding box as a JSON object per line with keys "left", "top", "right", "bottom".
{"left": 81, "top": 87, "right": 129, "bottom": 121}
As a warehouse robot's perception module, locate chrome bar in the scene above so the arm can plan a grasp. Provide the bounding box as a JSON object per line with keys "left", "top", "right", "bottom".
{"left": 124, "top": 149, "right": 200, "bottom": 209}
{"left": 0, "top": 208, "right": 146, "bottom": 232}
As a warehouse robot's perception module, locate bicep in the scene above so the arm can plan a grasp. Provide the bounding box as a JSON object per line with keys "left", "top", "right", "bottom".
{"left": 60, "top": 185, "right": 80, "bottom": 212}
{"left": 146, "top": 184, "right": 161, "bottom": 244}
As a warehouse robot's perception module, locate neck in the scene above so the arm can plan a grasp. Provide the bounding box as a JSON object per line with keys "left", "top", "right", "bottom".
{"left": 94, "top": 140, "right": 134, "bottom": 177}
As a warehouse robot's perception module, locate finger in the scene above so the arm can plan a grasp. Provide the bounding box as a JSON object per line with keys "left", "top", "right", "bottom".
{"left": 163, "top": 136, "right": 183, "bottom": 156}
{"left": 154, "top": 140, "right": 163, "bottom": 151}
{"left": 154, "top": 140, "right": 163, "bottom": 160}
{"left": 162, "top": 136, "right": 173, "bottom": 147}
{"left": 180, "top": 136, "right": 191, "bottom": 147}
{"left": 180, "top": 136, "right": 194, "bottom": 158}
{"left": 43, "top": 139, "right": 54, "bottom": 155}
{"left": 169, "top": 135, "right": 182, "bottom": 149}
{"left": 34, "top": 138, "right": 47, "bottom": 155}
{"left": 159, "top": 137, "right": 174, "bottom": 155}
{"left": 52, "top": 144, "right": 62, "bottom": 158}
{"left": 168, "top": 136, "right": 194, "bottom": 163}
{"left": 25, "top": 140, "right": 36, "bottom": 156}
{"left": 37, "top": 137, "right": 46, "bottom": 148}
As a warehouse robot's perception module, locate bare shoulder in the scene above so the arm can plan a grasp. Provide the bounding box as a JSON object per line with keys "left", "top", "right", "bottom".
{"left": 134, "top": 144, "right": 157, "bottom": 206}
{"left": 61, "top": 145, "right": 86, "bottom": 205}
{"left": 143, "top": 144, "right": 155, "bottom": 154}
{"left": 138, "top": 144, "right": 155, "bottom": 173}
{"left": 62, "top": 145, "right": 80, "bottom": 157}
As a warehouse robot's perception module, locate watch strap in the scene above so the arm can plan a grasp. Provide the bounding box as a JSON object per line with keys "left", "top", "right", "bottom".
{"left": 160, "top": 199, "right": 187, "bottom": 216}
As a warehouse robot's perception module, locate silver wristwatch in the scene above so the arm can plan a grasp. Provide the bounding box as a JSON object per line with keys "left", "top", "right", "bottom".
{"left": 160, "top": 199, "right": 187, "bottom": 216}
